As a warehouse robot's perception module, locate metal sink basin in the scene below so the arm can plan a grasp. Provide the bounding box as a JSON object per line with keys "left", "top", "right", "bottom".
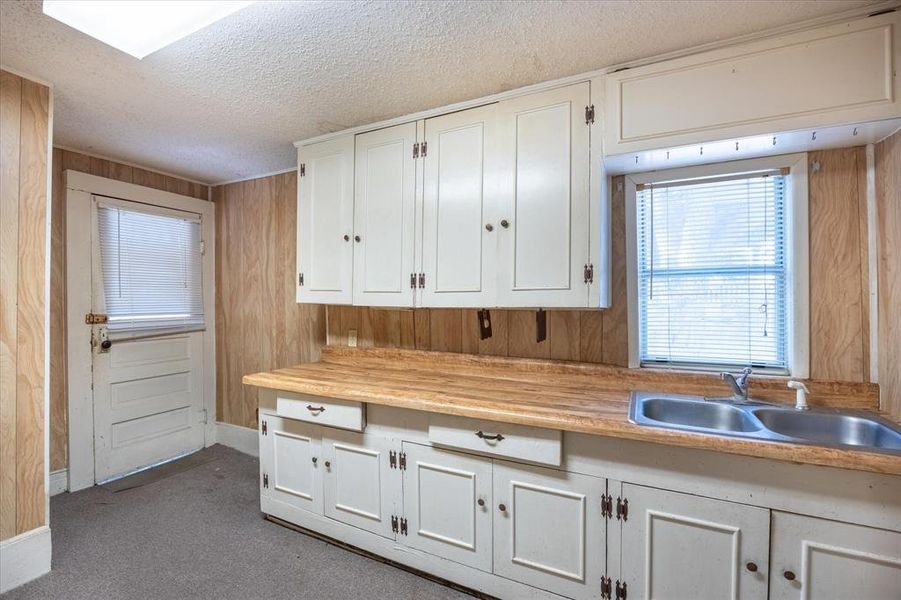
{"left": 751, "top": 408, "right": 901, "bottom": 451}
{"left": 629, "top": 392, "right": 901, "bottom": 454}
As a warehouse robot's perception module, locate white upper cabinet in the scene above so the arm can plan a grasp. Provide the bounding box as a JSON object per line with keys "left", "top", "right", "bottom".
{"left": 495, "top": 82, "right": 592, "bottom": 307}
{"left": 605, "top": 11, "right": 901, "bottom": 155}
{"left": 296, "top": 136, "right": 355, "bottom": 304}
{"left": 420, "top": 104, "right": 498, "bottom": 307}
{"left": 353, "top": 123, "right": 418, "bottom": 307}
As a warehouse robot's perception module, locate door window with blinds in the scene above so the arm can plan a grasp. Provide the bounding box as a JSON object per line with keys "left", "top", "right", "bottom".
{"left": 629, "top": 160, "right": 803, "bottom": 373}
{"left": 97, "top": 200, "right": 205, "bottom": 336}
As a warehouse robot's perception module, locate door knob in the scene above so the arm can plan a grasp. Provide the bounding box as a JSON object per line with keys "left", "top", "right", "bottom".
{"left": 746, "top": 562, "right": 758, "bottom": 573}
{"left": 498, "top": 503, "right": 507, "bottom": 512}
{"left": 500, "top": 219, "right": 510, "bottom": 229}
{"left": 783, "top": 570, "right": 796, "bottom": 581}
{"left": 100, "top": 339, "right": 112, "bottom": 350}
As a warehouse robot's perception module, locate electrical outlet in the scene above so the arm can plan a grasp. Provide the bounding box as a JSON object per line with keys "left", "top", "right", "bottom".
{"left": 348, "top": 329, "right": 358, "bottom": 347}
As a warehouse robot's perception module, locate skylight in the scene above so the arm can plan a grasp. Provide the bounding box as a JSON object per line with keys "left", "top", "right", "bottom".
{"left": 42, "top": 1, "right": 255, "bottom": 59}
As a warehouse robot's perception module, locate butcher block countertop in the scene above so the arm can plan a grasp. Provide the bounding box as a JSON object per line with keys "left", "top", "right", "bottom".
{"left": 243, "top": 347, "right": 899, "bottom": 476}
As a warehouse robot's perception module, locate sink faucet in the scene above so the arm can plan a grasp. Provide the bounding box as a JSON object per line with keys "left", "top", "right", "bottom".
{"left": 720, "top": 367, "right": 753, "bottom": 402}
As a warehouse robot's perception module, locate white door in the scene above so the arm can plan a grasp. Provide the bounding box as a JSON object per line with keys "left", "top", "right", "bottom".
{"left": 401, "top": 442, "right": 493, "bottom": 572}
{"left": 297, "top": 135, "right": 355, "bottom": 304}
{"left": 353, "top": 122, "right": 417, "bottom": 307}
{"left": 322, "top": 429, "right": 400, "bottom": 539}
{"left": 612, "top": 483, "right": 770, "bottom": 600}
{"left": 770, "top": 511, "right": 901, "bottom": 600}
{"left": 420, "top": 104, "right": 498, "bottom": 307}
{"left": 260, "top": 414, "right": 323, "bottom": 515}
{"left": 90, "top": 196, "right": 207, "bottom": 482}
{"left": 493, "top": 460, "right": 606, "bottom": 600}
{"left": 495, "top": 82, "right": 591, "bottom": 307}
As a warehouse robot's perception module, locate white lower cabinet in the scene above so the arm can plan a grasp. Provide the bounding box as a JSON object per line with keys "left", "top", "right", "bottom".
{"left": 400, "top": 442, "right": 494, "bottom": 572}
{"left": 493, "top": 460, "right": 606, "bottom": 600}
{"left": 769, "top": 512, "right": 901, "bottom": 600}
{"left": 259, "top": 415, "right": 323, "bottom": 515}
{"left": 322, "top": 429, "right": 400, "bottom": 540}
{"left": 611, "top": 483, "right": 770, "bottom": 600}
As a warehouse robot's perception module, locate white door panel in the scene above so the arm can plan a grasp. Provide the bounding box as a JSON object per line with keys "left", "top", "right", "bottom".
{"left": 493, "top": 461, "right": 605, "bottom": 600}
{"left": 297, "top": 136, "right": 355, "bottom": 304}
{"left": 613, "top": 482, "right": 770, "bottom": 600}
{"left": 323, "top": 429, "right": 399, "bottom": 539}
{"left": 260, "top": 415, "right": 323, "bottom": 515}
{"left": 354, "top": 123, "right": 417, "bottom": 307}
{"left": 770, "top": 512, "right": 901, "bottom": 600}
{"left": 401, "top": 443, "right": 493, "bottom": 572}
{"left": 421, "top": 104, "right": 497, "bottom": 307}
{"left": 496, "top": 82, "right": 591, "bottom": 307}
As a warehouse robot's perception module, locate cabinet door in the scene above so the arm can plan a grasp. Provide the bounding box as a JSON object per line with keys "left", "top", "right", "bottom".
{"left": 296, "top": 136, "right": 355, "bottom": 304}
{"left": 401, "top": 443, "right": 493, "bottom": 572}
{"left": 612, "top": 483, "right": 769, "bottom": 600}
{"left": 495, "top": 82, "right": 591, "bottom": 307}
{"left": 259, "top": 415, "right": 323, "bottom": 515}
{"left": 420, "top": 104, "right": 497, "bottom": 307}
{"left": 322, "top": 430, "right": 400, "bottom": 540}
{"left": 493, "top": 461, "right": 606, "bottom": 600}
{"left": 353, "top": 123, "right": 417, "bottom": 307}
{"left": 770, "top": 511, "right": 901, "bottom": 600}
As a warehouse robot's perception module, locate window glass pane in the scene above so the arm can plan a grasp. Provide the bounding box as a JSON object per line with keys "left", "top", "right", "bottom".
{"left": 636, "top": 173, "right": 787, "bottom": 370}
{"left": 98, "top": 203, "right": 204, "bottom": 333}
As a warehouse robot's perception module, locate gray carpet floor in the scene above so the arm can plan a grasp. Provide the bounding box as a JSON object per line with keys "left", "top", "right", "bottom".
{"left": 3, "top": 445, "right": 471, "bottom": 600}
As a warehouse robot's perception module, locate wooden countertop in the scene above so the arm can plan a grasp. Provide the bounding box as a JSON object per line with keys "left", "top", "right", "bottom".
{"left": 243, "top": 347, "right": 899, "bottom": 476}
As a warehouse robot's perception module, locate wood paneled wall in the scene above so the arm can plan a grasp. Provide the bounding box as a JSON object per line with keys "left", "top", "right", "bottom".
{"left": 214, "top": 173, "right": 326, "bottom": 429}
{"left": 876, "top": 131, "right": 901, "bottom": 419}
{"left": 48, "top": 149, "right": 209, "bottom": 471}
{"left": 0, "top": 70, "right": 50, "bottom": 540}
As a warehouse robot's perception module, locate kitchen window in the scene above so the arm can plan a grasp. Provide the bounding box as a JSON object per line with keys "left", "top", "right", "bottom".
{"left": 625, "top": 155, "right": 809, "bottom": 375}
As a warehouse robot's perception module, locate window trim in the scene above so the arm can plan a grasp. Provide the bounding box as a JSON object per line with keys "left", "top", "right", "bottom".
{"left": 624, "top": 153, "right": 809, "bottom": 377}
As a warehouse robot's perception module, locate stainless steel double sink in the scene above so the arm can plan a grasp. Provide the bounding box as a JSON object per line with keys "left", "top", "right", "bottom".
{"left": 629, "top": 392, "right": 901, "bottom": 453}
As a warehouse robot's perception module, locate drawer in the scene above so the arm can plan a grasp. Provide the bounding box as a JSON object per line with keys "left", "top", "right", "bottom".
{"left": 428, "top": 414, "right": 562, "bottom": 466}
{"left": 276, "top": 392, "right": 365, "bottom": 432}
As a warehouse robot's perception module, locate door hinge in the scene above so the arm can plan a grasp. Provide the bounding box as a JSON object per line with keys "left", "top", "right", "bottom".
{"left": 391, "top": 515, "right": 399, "bottom": 533}
{"left": 262, "top": 473, "right": 269, "bottom": 489}
{"left": 199, "top": 240, "right": 206, "bottom": 255}
{"left": 299, "top": 163, "right": 306, "bottom": 177}
{"left": 389, "top": 450, "right": 397, "bottom": 469}
{"left": 298, "top": 272, "right": 304, "bottom": 286}
{"left": 420, "top": 141, "right": 428, "bottom": 157}
{"left": 615, "top": 580, "right": 627, "bottom": 600}
{"left": 400, "top": 517, "right": 408, "bottom": 536}
{"left": 584, "top": 263, "right": 594, "bottom": 284}
{"left": 261, "top": 420, "right": 268, "bottom": 435}
{"left": 601, "top": 576, "right": 612, "bottom": 599}
{"left": 585, "top": 104, "right": 595, "bottom": 125}
{"left": 616, "top": 496, "right": 629, "bottom": 521}
{"left": 413, "top": 142, "right": 420, "bottom": 159}
{"left": 601, "top": 493, "right": 613, "bottom": 519}
{"left": 399, "top": 451, "right": 407, "bottom": 470}
{"left": 84, "top": 312, "right": 108, "bottom": 325}
{"left": 417, "top": 273, "right": 425, "bottom": 289}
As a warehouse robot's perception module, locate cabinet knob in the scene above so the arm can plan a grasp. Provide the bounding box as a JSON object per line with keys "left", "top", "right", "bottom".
{"left": 746, "top": 562, "right": 758, "bottom": 573}
{"left": 500, "top": 219, "right": 510, "bottom": 229}
{"left": 354, "top": 235, "right": 361, "bottom": 242}
{"left": 477, "top": 498, "right": 485, "bottom": 507}
{"left": 485, "top": 223, "right": 494, "bottom": 232}
{"left": 783, "top": 570, "right": 796, "bottom": 581}
{"left": 312, "top": 457, "right": 318, "bottom": 465}
{"left": 498, "top": 503, "right": 507, "bottom": 512}
{"left": 324, "top": 461, "right": 331, "bottom": 469}
{"left": 343, "top": 234, "right": 350, "bottom": 242}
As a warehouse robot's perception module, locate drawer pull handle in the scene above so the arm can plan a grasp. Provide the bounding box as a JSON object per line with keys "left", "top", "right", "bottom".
{"left": 475, "top": 431, "right": 504, "bottom": 442}
{"left": 306, "top": 405, "right": 326, "bottom": 414}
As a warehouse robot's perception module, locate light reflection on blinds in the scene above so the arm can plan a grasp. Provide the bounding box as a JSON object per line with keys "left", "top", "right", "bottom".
{"left": 98, "top": 203, "right": 204, "bottom": 333}
{"left": 636, "top": 172, "right": 787, "bottom": 370}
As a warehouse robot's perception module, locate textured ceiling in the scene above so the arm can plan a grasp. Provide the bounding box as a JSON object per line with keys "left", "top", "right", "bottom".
{"left": 0, "top": 0, "right": 880, "bottom": 184}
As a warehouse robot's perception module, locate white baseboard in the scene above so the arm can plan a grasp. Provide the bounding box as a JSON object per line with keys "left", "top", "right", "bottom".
{"left": 214, "top": 421, "right": 258, "bottom": 457}
{"left": 0, "top": 526, "right": 52, "bottom": 593}
{"left": 49, "top": 469, "right": 68, "bottom": 496}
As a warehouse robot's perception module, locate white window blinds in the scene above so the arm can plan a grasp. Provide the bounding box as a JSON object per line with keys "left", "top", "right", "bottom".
{"left": 98, "top": 203, "right": 205, "bottom": 335}
{"left": 636, "top": 171, "right": 788, "bottom": 371}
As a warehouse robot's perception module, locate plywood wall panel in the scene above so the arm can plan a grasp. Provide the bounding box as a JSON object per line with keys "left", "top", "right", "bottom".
{"left": 602, "top": 176, "right": 629, "bottom": 367}
{"left": 876, "top": 131, "right": 901, "bottom": 419}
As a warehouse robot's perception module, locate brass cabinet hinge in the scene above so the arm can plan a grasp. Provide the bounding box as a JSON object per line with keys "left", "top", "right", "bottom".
{"left": 601, "top": 493, "right": 613, "bottom": 519}
{"left": 400, "top": 517, "right": 408, "bottom": 536}
{"left": 298, "top": 273, "right": 304, "bottom": 286}
{"left": 616, "top": 496, "right": 629, "bottom": 521}
{"left": 299, "top": 163, "right": 306, "bottom": 177}
{"left": 615, "top": 580, "right": 627, "bottom": 600}
{"left": 391, "top": 515, "right": 399, "bottom": 533}
{"left": 601, "top": 576, "right": 612, "bottom": 599}
{"left": 84, "top": 313, "right": 108, "bottom": 325}
{"left": 413, "top": 143, "right": 420, "bottom": 159}
{"left": 262, "top": 473, "right": 269, "bottom": 489}
{"left": 261, "top": 420, "right": 268, "bottom": 435}
{"left": 398, "top": 451, "right": 407, "bottom": 470}
{"left": 585, "top": 104, "right": 595, "bottom": 125}
{"left": 584, "top": 263, "right": 594, "bottom": 284}
{"left": 389, "top": 450, "right": 397, "bottom": 469}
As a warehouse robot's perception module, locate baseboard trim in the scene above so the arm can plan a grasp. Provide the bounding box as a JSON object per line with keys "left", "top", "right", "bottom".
{"left": 49, "top": 469, "right": 68, "bottom": 496}
{"left": 0, "top": 526, "right": 52, "bottom": 593}
{"left": 214, "top": 421, "right": 258, "bottom": 457}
